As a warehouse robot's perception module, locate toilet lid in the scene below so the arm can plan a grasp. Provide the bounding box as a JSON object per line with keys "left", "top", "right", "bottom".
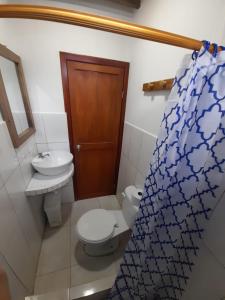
{"left": 76, "top": 209, "right": 116, "bottom": 244}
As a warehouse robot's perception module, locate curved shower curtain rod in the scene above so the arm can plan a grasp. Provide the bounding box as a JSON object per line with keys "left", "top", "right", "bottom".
{"left": 0, "top": 4, "right": 214, "bottom": 52}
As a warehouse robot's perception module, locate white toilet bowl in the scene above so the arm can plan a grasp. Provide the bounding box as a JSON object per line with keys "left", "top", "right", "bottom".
{"left": 76, "top": 186, "right": 142, "bottom": 256}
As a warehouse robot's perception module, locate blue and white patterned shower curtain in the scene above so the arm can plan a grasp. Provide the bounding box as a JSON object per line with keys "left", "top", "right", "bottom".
{"left": 109, "top": 42, "right": 225, "bottom": 299}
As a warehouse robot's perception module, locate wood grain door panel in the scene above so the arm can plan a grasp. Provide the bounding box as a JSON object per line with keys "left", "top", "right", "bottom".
{"left": 60, "top": 53, "right": 129, "bottom": 200}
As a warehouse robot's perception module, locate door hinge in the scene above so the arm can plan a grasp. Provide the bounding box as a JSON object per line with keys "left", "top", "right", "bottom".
{"left": 122, "top": 90, "right": 124, "bottom": 98}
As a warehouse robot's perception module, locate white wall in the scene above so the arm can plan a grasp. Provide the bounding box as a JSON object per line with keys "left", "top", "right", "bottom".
{"left": 126, "top": 0, "right": 225, "bottom": 134}
{"left": 0, "top": 19, "right": 131, "bottom": 113}
{"left": 118, "top": 0, "right": 225, "bottom": 194}
{"left": 0, "top": 0, "right": 132, "bottom": 113}
{"left": 1, "top": 1, "right": 225, "bottom": 298}
{"left": 118, "top": 1, "right": 225, "bottom": 300}
{"left": 0, "top": 0, "right": 132, "bottom": 151}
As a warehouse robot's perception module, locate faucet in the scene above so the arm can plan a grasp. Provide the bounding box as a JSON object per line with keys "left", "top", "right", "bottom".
{"left": 38, "top": 152, "right": 50, "bottom": 159}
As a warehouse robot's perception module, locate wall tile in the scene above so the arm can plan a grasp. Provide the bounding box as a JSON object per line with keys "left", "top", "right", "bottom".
{"left": 117, "top": 154, "right": 129, "bottom": 193}
{"left": 37, "top": 143, "right": 49, "bottom": 153}
{"left": 20, "top": 153, "right": 35, "bottom": 188}
{"left": 16, "top": 135, "right": 35, "bottom": 164}
{"left": 137, "top": 131, "right": 156, "bottom": 177}
{"left": 121, "top": 123, "right": 132, "bottom": 156}
{"left": 135, "top": 171, "right": 145, "bottom": 189}
{"left": 182, "top": 243, "right": 225, "bottom": 300}
{"left": 128, "top": 126, "right": 143, "bottom": 167}
{"left": 16, "top": 136, "right": 37, "bottom": 188}
{"left": 0, "top": 186, "right": 35, "bottom": 292}
{"left": 117, "top": 154, "right": 137, "bottom": 193}
{"left": 42, "top": 113, "right": 69, "bottom": 143}
{"left": 0, "top": 253, "right": 28, "bottom": 300}
{"left": 117, "top": 123, "right": 156, "bottom": 193}
{"left": 5, "top": 167, "right": 43, "bottom": 268}
{"left": 204, "top": 192, "right": 225, "bottom": 268}
{"left": 0, "top": 122, "right": 19, "bottom": 184}
{"left": 0, "top": 121, "right": 44, "bottom": 295}
{"left": 33, "top": 113, "right": 47, "bottom": 143}
{"left": 48, "top": 142, "right": 70, "bottom": 152}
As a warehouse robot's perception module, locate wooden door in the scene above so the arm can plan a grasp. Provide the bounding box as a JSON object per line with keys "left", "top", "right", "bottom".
{"left": 60, "top": 53, "right": 129, "bottom": 200}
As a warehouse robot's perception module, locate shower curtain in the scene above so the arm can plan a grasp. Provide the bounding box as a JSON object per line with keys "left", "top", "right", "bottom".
{"left": 109, "top": 41, "right": 225, "bottom": 299}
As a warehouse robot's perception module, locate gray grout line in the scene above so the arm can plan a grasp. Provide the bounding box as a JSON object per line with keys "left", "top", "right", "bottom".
{"left": 35, "top": 267, "right": 70, "bottom": 279}
{"left": 203, "top": 240, "right": 225, "bottom": 271}
{"left": 0, "top": 251, "right": 30, "bottom": 295}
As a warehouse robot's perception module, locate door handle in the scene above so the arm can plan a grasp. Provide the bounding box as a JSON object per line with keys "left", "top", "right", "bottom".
{"left": 76, "top": 144, "right": 81, "bottom": 152}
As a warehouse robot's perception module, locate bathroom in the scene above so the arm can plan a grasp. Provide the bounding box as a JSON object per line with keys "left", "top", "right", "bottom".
{"left": 1, "top": 0, "right": 225, "bottom": 299}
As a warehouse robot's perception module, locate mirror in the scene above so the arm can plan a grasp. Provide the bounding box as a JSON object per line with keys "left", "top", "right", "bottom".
{"left": 0, "top": 44, "right": 35, "bottom": 148}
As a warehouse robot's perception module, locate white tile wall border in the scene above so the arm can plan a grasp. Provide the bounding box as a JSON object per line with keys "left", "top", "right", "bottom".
{"left": 33, "top": 112, "right": 71, "bottom": 155}
{"left": 117, "top": 121, "right": 156, "bottom": 194}
{"left": 125, "top": 121, "right": 158, "bottom": 139}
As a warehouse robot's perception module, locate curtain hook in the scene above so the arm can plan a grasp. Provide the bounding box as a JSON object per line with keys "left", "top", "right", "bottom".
{"left": 220, "top": 46, "right": 225, "bottom": 51}
{"left": 212, "top": 43, "right": 218, "bottom": 57}
{"left": 192, "top": 50, "right": 198, "bottom": 60}
{"left": 197, "top": 40, "right": 210, "bottom": 58}
{"left": 202, "top": 40, "right": 210, "bottom": 51}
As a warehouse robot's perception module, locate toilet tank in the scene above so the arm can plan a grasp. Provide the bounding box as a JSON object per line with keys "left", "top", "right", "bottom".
{"left": 122, "top": 186, "right": 142, "bottom": 228}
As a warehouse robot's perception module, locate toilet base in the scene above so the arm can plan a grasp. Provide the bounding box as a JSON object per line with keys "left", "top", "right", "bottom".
{"left": 83, "top": 236, "right": 119, "bottom": 257}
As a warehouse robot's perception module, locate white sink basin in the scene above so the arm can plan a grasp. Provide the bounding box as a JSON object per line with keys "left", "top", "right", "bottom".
{"left": 32, "top": 151, "right": 73, "bottom": 176}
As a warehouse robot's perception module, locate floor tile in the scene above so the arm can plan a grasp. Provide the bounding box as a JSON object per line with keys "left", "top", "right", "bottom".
{"left": 28, "top": 289, "right": 69, "bottom": 300}
{"left": 34, "top": 195, "right": 130, "bottom": 295}
{"left": 71, "top": 236, "right": 115, "bottom": 270}
{"left": 70, "top": 259, "right": 116, "bottom": 287}
{"left": 70, "top": 226, "right": 129, "bottom": 269}
{"left": 70, "top": 234, "right": 129, "bottom": 287}
{"left": 70, "top": 226, "right": 81, "bottom": 267}
{"left": 62, "top": 203, "right": 73, "bottom": 227}
{"left": 37, "top": 225, "right": 70, "bottom": 275}
{"left": 34, "top": 269, "right": 70, "bottom": 295}
{"left": 69, "top": 276, "right": 114, "bottom": 299}
{"left": 71, "top": 198, "right": 100, "bottom": 225}
{"left": 113, "top": 231, "right": 131, "bottom": 273}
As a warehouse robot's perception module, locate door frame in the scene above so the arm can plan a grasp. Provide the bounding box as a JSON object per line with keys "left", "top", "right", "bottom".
{"left": 60, "top": 52, "right": 129, "bottom": 200}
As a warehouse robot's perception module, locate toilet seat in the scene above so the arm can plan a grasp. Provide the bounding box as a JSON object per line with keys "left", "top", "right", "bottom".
{"left": 76, "top": 209, "right": 117, "bottom": 244}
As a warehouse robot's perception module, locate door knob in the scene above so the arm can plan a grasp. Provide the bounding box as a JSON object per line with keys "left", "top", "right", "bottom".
{"left": 76, "top": 144, "right": 81, "bottom": 152}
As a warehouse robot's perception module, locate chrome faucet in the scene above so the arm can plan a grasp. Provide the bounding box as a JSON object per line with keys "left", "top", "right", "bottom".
{"left": 38, "top": 152, "right": 50, "bottom": 159}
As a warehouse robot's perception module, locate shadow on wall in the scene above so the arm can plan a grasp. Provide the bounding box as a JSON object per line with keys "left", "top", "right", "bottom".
{"left": 143, "top": 90, "right": 170, "bottom": 102}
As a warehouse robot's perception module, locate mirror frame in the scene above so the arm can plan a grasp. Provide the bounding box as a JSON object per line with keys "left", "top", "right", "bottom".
{"left": 0, "top": 43, "right": 35, "bottom": 148}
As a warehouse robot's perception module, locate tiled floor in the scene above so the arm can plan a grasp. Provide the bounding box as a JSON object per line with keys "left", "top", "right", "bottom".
{"left": 34, "top": 195, "right": 130, "bottom": 296}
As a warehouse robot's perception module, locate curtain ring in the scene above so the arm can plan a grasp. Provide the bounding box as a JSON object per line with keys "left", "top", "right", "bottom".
{"left": 219, "top": 45, "right": 225, "bottom": 51}
{"left": 202, "top": 40, "right": 210, "bottom": 51}
{"left": 192, "top": 50, "right": 198, "bottom": 60}
{"left": 212, "top": 43, "right": 218, "bottom": 57}
{"left": 198, "top": 40, "right": 210, "bottom": 58}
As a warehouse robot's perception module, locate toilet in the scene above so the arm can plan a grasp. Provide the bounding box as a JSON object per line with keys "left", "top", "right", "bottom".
{"left": 76, "top": 185, "right": 143, "bottom": 256}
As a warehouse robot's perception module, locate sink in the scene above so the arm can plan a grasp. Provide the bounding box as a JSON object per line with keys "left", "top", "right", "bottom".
{"left": 32, "top": 151, "right": 73, "bottom": 176}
